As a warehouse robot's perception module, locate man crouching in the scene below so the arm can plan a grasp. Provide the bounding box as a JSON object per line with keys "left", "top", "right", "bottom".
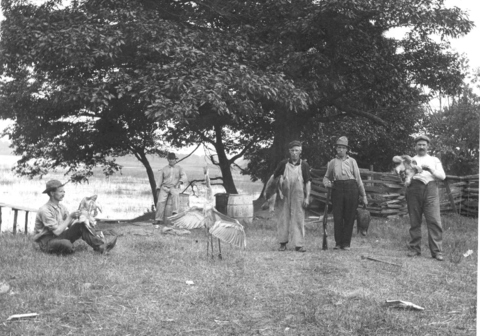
{"left": 32, "top": 180, "right": 117, "bottom": 255}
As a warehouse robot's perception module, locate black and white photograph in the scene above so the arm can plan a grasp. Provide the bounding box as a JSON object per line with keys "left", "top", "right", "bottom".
{"left": 0, "top": 0, "right": 478, "bottom": 335}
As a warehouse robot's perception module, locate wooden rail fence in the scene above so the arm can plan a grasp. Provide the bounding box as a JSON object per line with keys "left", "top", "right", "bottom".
{"left": 0, "top": 203, "right": 38, "bottom": 235}
{"left": 310, "top": 167, "right": 478, "bottom": 218}
{"left": 1, "top": 170, "right": 477, "bottom": 234}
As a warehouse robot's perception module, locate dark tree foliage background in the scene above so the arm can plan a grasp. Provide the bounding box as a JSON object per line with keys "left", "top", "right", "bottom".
{"left": 0, "top": 0, "right": 475, "bottom": 198}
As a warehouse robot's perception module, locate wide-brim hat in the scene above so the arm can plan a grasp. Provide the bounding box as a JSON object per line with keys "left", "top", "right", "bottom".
{"left": 414, "top": 135, "right": 430, "bottom": 144}
{"left": 335, "top": 136, "right": 349, "bottom": 148}
{"left": 167, "top": 152, "right": 178, "bottom": 160}
{"left": 42, "top": 179, "right": 66, "bottom": 194}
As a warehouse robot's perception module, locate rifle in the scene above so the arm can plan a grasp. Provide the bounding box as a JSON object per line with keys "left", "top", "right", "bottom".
{"left": 322, "top": 188, "right": 331, "bottom": 250}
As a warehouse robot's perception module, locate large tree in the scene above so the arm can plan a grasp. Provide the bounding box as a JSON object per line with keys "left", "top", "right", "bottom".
{"left": 161, "top": 0, "right": 472, "bottom": 185}
{"left": 241, "top": 0, "right": 472, "bottom": 181}
{"left": 0, "top": 0, "right": 308, "bottom": 199}
{"left": 0, "top": 0, "right": 473, "bottom": 197}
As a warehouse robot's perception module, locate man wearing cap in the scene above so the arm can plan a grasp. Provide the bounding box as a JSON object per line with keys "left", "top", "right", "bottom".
{"left": 33, "top": 180, "right": 117, "bottom": 254}
{"left": 405, "top": 135, "right": 446, "bottom": 261}
{"left": 323, "top": 136, "right": 368, "bottom": 250}
{"left": 273, "top": 140, "right": 311, "bottom": 252}
{"left": 155, "top": 153, "right": 188, "bottom": 224}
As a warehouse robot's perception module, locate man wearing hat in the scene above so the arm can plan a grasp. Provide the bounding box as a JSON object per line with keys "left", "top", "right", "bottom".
{"left": 155, "top": 152, "right": 188, "bottom": 223}
{"left": 273, "top": 140, "right": 311, "bottom": 252}
{"left": 405, "top": 135, "right": 446, "bottom": 261}
{"left": 323, "top": 136, "right": 368, "bottom": 250}
{"left": 32, "top": 180, "right": 117, "bottom": 254}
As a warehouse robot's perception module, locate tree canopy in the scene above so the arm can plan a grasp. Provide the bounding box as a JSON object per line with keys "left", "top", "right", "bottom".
{"left": 423, "top": 83, "right": 480, "bottom": 176}
{"left": 0, "top": 0, "right": 474, "bottom": 198}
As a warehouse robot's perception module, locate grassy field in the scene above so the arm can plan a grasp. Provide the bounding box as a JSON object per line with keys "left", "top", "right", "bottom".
{"left": 0, "top": 154, "right": 262, "bottom": 233}
{"left": 0, "top": 213, "right": 477, "bottom": 335}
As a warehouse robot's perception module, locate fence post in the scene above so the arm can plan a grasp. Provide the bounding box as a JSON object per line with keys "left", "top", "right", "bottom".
{"left": 24, "top": 211, "right": 29, "bottom": 235}
{"left": 444, "top": 179, "right": 457, "bottom": 214}
{"left": 13, "top": 209, "right": 18, "bottom": 235}
{"left": 368, "top": 165, "right": 374, "bottom": 187}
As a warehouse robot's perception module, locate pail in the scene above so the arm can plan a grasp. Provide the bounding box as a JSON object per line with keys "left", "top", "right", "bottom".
{"left": 215, "top": 193, "right": 229, "bottom": 215}
{"left": 164, "top": 193, "right": 190, "bottom": 224}
{"left": 227, "top": 194, "right": 253, "bottom": 225}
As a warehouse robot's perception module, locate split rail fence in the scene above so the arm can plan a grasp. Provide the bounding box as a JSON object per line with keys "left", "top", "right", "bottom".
{"left": 310, "top": 167, "right": 478, "bottom": 218}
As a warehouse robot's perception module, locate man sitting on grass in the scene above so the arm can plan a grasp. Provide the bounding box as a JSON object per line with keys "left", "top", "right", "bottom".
{"left": 32, "top": 180, "right": 117, "bottom": 255}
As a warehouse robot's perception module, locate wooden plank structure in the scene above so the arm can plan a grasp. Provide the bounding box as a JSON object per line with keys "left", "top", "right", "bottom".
{"left": 0, "top": 203, "right": 38, "bottom": 235}
{"left": 310, "top": 168, "right": 478, "bottom": 218}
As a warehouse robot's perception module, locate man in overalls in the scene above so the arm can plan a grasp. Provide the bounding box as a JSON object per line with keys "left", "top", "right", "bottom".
{"left": 273, "top": 140, "right": 311, "bottom": 252}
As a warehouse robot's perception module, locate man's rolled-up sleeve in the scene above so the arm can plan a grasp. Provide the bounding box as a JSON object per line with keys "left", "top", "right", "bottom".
{"left": 433, "top": 158, "right": 446, "bottom": 180}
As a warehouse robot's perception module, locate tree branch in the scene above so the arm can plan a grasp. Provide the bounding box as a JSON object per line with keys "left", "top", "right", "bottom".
{"left": 177, "top": 142, "right": 201, "bottom": 164}
{"left": 332, "top": 99, "right": 387, "bottom": 126}
{"left": 192, "top": 128, "right": 216, "bottom": 146}
{"left": 228, "top": 137, "right": 258, "bottom": 164}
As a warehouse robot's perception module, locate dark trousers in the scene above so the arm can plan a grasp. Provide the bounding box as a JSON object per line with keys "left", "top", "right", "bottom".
{"left": 332, "top": 180, "right": 359, "bottom": 248}
{"left": 406, "top": 180, "right": 443, "bottom": 256}
{"left": 38, "top": 223, "right": 104, "bottom": 254}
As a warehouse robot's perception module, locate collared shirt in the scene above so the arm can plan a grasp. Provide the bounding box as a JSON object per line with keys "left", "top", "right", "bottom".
{"left": 157, "top": 164, "right": 187, "bottom": 188}
{"left": 412, "top": 154, "right": 446, "bottom": 184}
{"left": 33, "top": 200, "right": 69, "bottom": 241}
{"left": 323, "top": 155, "right": 366, "bottom": 197}
{"left": 273, "top": 159, "right": 312, "bottom": 182}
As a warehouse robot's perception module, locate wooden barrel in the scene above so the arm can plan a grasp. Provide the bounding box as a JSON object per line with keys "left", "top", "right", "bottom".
{"left": 164, "top": 193, "right": 190, "bottom": 224}
{"left": 227, "top": 194, "right": 253, "bottom": 225}
{"left": 215, "top": 193, "right": 229, "bottom": 215}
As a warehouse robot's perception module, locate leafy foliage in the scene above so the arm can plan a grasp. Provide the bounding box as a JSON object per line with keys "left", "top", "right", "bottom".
{"left": 423, "top": 85, "right": 480, "bottom": 175}
{"left": 0, "top": 0, "right": 474, "bottom": 196}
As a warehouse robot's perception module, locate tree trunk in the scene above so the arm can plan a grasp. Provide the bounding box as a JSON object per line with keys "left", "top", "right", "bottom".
{"left": 137, "top": 152, "right": 158, "bottom": 205}
{"left": 213, "top": 123, "right": 239, "bottom": 194}
{"left": 268, "top": 107, "right": 304, "bottom": 173}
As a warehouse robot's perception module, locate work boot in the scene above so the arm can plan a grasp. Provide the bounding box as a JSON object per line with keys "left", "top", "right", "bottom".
{"left": 96, "top": 235, "right": 117, "bottom": 254}
{"left": 295, "top": 247, "right": 306, "bottom": 253}
{"left": 433, "top": 254, "right": 444, "bottom": 261}
{"left": 407, "top": 250, "right": 421, "bottom": 257}
{"left": 278, "top": 243, "right": 287, "bottom": 251}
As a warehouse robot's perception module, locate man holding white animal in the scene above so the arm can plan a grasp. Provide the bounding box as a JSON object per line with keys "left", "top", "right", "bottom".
{"left": 403, "top": 135, "right": 446, "bottom": 261}
{"left": 33, "top": 180, "right": 117, "bottom": 254}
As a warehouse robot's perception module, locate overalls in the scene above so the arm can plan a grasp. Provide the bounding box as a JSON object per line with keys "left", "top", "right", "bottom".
{"left": 277, "top": 161, "right": 305, "bottom": 247}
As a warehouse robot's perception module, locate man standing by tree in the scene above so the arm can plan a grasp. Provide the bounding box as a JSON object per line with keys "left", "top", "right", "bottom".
{"left": 33, "top": 180, "right": 117, "bottom": 254}
{"left": 155, "top": 153, "right": 188, "bottom": 224}
{"left": 406, "top": 135, "right": 446, "bottom": 261}
{"left": 273, "top": 141, "right": 311, "bottom": 252}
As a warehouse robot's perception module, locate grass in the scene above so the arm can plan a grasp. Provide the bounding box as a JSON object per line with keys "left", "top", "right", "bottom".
{"left": 0, "top": 214, "right": 477, "bottom": 335}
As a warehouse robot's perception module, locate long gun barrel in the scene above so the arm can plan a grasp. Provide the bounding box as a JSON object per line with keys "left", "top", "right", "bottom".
{"left": 322, "top": 188, "right": 331, "bottom": 250}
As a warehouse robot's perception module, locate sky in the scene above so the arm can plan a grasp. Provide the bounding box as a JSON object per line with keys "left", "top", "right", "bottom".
{"left": 0, "top": 0, "right": 479, "bottom": 143}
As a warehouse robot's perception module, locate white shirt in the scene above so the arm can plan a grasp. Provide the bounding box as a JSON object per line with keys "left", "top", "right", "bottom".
{"left": 412, "top": 154, "right": 446, "bottom": 184}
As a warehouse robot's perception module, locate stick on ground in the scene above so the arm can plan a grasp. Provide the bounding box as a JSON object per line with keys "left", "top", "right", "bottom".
{"left": 361, "top": 255, "right": 402, "bottom": 267}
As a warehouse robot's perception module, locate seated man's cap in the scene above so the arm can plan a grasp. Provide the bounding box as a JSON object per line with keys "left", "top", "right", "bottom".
{"left": 167, "top": 152, "right": 178, "bottom": 160}
{"left": 414, "top": 135, "right": 430, "bottom": 144}
{"left": 336, "top": 136, "right": 349, "bottom": 147}
{"left": 42, "top": 179, "right": 66, "bottom": 194}
{"left": 288, "top": 140, "right": 302, "bottom": 149}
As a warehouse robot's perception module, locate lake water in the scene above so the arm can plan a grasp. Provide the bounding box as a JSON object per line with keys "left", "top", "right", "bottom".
{"left": 0, "top": 155, "right": 261, "bottom": 233}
